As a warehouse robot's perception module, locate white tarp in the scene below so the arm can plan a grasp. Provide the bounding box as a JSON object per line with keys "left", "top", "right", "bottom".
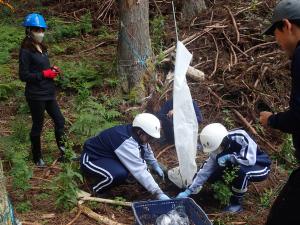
{"left": 168, "top": 41, "right": 198, "bottom": 188}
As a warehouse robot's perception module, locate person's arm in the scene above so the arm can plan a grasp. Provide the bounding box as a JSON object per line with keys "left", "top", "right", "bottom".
{"left": 267, "top": 110, "right": 300, "bottom": 134}
{"left": 115, "top": 138, "right": 163, "bottom": 196}
{"left": 19, "top": 49, "right": 44, "bottom": 82}
{"left": 142, "top": 143, "right": 157, "bottom": 166}
{"left": 189, "top": 154, "right": 218, "bottom": 193}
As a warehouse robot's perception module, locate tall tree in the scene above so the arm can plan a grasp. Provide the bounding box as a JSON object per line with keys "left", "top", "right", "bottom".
{"left": 182, "top": 0, "right": 206, "bottom": 22}
{"left": 117, "top": 0, "right": 152, "bottom": 101}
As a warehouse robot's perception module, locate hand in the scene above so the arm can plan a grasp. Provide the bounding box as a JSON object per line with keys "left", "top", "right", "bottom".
{"left": 157, "top": 193, "right": 170, "bottom": 200}
{"left": 51, "top": 65, "right": 61, "bottom": 74}
{"left": 176, "top": 189, "right": 192, "bottom": 198}
{"left": 167, "top": 110, "right": 173, "bottom": 118}
{"left": 259, "top": 111, "right": 273, "bottom": 127}
{"left": 217, "top": 154, "right": 232, "bottom": 167}
{"left": 153, "top": 163, "right": 165, "bottom": 180}
{"left": 42, "top": 68, "right": 59, "bottom": 79}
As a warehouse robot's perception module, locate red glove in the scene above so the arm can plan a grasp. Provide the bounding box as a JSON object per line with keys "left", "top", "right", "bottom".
{"left": 42, "top": 68, "right": 59, "bottom": 79}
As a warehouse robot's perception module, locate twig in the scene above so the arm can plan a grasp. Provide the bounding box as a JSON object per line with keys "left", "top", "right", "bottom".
{"left": 152, "top": 0, "right": 162, "bottom": 16}
{"left": 157, "top": 145, "right": 175, "bottom": 159}
{"left": 222, "top": 30, "right": 249, "bottom": 58}
{"left": 224, "top": 6, "right": 240, "bottom": 43}
{"left": 244, "top": 41, "right": 277, "bottom": 54}
{"left": 207, "top": 32, "right": 219, "bottom": 78}
{"left": 20, "top": 222, "right": 41, "bottom": 225}
{"left": 44, "top": 159, "right": 58, "bottom": 178}
{"left": 66, "top": 207, "right": 82, "bottom": 225}
{"left": 79, "top": 205, "right": 126, "bottom": 225}
{"left": 232, "top": 109, "right": 258, "bottom": 135}
{"left": 80, "top": 196, "right": 132, "bottom": 207}
{"left": 79, "top": 42, "right": 107, "bottom": 54}
{"left": 254, "top": 66, "right": 268, "bottom": 88}
{"left": 162, "top": 27, "right": 214, "bottom": 56}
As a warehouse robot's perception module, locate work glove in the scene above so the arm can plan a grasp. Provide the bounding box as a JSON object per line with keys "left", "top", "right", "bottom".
{"left": 176, "top": 189, "right": 192, "bottom": 198}
{"left": 217, "top": 154, "right": 233, "bottom": 167}
{"left": 152, "top": 162, "right": 165, "bottom": 180}
{"left": 157, "top": 193, "right": 170, "bottom": 200}
{"left": 42, "top": 68, "right": 59, "bottom": 79}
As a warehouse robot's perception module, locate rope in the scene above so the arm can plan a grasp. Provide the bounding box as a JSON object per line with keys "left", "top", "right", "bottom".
{"left": 119, "top": 21, "right": 151, "bottom": 68}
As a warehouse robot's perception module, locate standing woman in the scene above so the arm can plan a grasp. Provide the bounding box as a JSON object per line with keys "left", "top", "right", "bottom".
{"left": 19, "top": 13, "right": 65, "bottom": 166}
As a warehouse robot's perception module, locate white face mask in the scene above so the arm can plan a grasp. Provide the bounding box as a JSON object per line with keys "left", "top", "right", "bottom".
{"left": 31, "top": 31, "right": 45, "bottom": 43}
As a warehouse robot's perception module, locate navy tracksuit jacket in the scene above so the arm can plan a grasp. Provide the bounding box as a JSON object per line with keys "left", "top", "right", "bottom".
{"left": 80, "top": 124, "right": 163, "bottom": 195}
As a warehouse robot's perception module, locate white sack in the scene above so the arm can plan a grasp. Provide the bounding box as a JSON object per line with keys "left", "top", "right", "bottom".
{"left": 168, "top": 41, "right": 198, "bottom": 188}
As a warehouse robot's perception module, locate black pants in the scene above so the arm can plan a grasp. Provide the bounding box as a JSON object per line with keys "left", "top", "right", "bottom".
{"left": 27, "top": 99, "right": 65, "bottom": 161}
{"left": 27, "top": 99, "right": 65, "bottom": 137}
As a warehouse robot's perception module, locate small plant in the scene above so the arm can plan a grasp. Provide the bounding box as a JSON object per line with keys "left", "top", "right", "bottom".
{"left": 10, "top": 150, "right": 32, "bottom": 192}
{"left": 222, "top": 109, "right": 235, "bottom": 129}
{"left": 260, "top": 189, "right": 273, "bottom": 208}
{"left": 212, "top": 166, "right": 239, "bottom": 206}
{"left": 11, "top": 117, "right": 30, "bottom": 143}
{"left": 35, "top": 193, "right": 50, "bottom": 201}
{"left": 113, "top": 196, "right": 126, "bottom": 210}
{"left": 52, "top": 140, "right": 83, "bottom": 211}
{"left": 280, "top": 134, "right": 297, "bottom": 165}
{"left": 150, "top": 15, "right": 165, "bottom": 55}
{"left": 15, "top": 200, "right": 32, "bottom": 213}
{"left": 71, "top": 98, "right": 121, "bottom": 138}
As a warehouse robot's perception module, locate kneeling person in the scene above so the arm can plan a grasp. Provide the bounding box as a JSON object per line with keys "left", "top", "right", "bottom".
{"left": 80, "top": 113, "right": 169, "bottom": 200}
{"left": 177, "top": 123, "right": 271, "bottom": 213}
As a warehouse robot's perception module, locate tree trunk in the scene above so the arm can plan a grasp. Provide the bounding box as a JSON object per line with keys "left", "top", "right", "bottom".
{"left": 0, "top": 160, "right": 15, "bottom": 225}
{"left": 182, "top": 0, "right": 206, "bottom": 22}
{"left": 117, "top": 0, "right": 153, "bottom": 101}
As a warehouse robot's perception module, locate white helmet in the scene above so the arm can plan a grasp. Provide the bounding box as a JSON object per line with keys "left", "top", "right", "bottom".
{"left": 132, "top": 113, "right": 161, "bottom": 138}
{"left": 200, "top": 123, "right": 228, "bottom": 153}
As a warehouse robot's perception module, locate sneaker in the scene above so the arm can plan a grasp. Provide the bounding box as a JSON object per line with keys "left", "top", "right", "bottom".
{"left": 223, "top": 204, "right": 243, "bottom": 213}
{"left": 35, "top": 158, "right": 46, "bottom": 167}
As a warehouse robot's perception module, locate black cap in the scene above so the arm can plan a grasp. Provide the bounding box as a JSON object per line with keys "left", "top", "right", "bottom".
{"left": 264, "top": 0, "right": 300, "bottom": 35}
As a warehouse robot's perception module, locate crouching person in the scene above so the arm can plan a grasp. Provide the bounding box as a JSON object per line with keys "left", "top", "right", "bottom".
{"left": 80, "top": 113, "right": 170, "bottom": 200}
{"left": 177, "top": 123, "right": 271, "bottom": 213}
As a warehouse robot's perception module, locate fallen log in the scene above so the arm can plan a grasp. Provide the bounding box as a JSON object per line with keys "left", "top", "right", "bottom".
{"left": 77, "top": 190, "right": 132, "bottom": 207}
{"left": 79, "top": 205, "right": 126, "bottom": 225}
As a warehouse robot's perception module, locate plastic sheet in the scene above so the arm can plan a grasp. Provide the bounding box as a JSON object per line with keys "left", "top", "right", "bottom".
{"left": 168, "top": 41, "right": 198, "bottom": 188}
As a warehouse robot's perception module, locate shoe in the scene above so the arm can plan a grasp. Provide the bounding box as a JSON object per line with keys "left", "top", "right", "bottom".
{"left": 223, "top": 203, "right": 243, "bottom": 213}
{"left": 35, "top": 158, "right": 46, "bottom": 167}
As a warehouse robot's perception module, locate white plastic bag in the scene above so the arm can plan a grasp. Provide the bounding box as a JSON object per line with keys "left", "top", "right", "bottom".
{"left": 168, "top": 41, "right": 198, "bottom": 188}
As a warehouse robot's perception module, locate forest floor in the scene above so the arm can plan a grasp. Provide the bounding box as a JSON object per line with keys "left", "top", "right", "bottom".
{"left": 0, "top": 0, "right": 297, "bottom": 224}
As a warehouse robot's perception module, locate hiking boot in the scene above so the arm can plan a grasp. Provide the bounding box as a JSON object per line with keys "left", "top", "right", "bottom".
{"left": 35, "top": 158, "right": 46, "bottom": 167}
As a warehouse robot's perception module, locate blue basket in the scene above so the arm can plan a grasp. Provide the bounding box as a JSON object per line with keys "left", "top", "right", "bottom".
{"left": 132, "top": 198, "right": 212, "bottom": 225}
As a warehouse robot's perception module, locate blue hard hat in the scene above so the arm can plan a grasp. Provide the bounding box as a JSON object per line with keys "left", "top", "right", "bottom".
{"left": 22, "top": 13, "right": 47, "bottom": 29}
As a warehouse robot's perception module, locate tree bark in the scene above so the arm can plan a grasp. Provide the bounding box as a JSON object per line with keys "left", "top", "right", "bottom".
{"left": 117, "top": 0, "right": 153, "bottom": 101}
{"left": 182, "top": 0, "right": 206, "bottom": 22}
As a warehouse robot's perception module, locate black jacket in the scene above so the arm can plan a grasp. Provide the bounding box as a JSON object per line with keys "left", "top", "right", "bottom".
{"left": 268, "top": 42, "right": 300, "bottom": 151}
{"left": 19, "top": 48, "right": 56, "bottom": 100}
{"left": 265, "top": 167, "right": 300, "bottom": 225}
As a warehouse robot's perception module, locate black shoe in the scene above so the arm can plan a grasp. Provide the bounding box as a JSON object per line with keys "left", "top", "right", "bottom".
{"left": 35, "top": 159, "right": 46, "bottom": 167}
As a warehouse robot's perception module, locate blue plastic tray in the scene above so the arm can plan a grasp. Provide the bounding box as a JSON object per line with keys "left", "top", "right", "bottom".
{"left": 132, "top": 198, "right": 212, "bottom": 225}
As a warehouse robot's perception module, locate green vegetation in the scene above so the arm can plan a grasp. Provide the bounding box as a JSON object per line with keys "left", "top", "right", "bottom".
{"left": 212, "top": 166, "right": 239, "bottom": 206}
{"left": 260, "top": 188, "right": 274, "bottom": 208}
{"left": 46, "top": 13, "right": 92, "bottom": 43}
{"left": 150, "top": 15, "right": 165, "bottom": 55}
{"left": 52, "top": 140, "right": 83, "bottom": 211}
{"left": 280, "top": 134, "right": 297, "bottom": 165}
